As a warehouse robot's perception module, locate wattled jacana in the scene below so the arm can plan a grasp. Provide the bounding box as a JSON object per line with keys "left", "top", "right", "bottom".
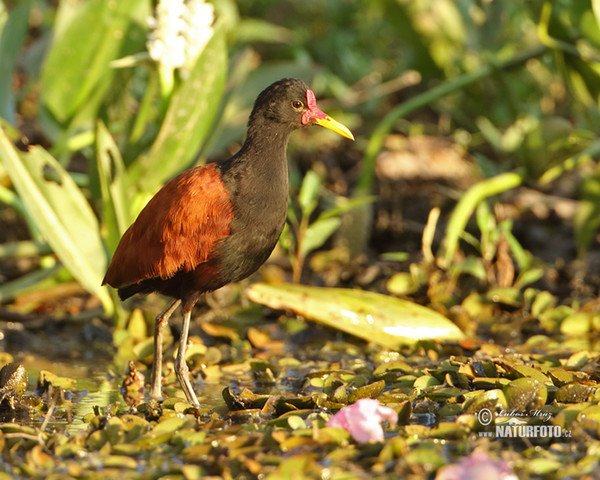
{"left": 102, "top": 78, "right": 354, "bottom": 406}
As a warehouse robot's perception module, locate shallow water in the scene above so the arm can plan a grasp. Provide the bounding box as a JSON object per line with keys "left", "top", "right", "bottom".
{"left": 7, "top": 357, "right": 118, "bottom": 432}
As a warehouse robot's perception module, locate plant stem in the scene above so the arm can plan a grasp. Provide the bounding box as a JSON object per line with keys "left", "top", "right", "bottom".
{"left": 292, "top": 216, "right": 309, "bottom": 284}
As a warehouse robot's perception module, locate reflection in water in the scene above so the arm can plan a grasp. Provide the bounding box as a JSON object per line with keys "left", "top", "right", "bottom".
{"left": 66, "top": 381, "right": 121, "bottom": 434}
{"left": 2, "top": 358, "right": 242, "bottom": 433}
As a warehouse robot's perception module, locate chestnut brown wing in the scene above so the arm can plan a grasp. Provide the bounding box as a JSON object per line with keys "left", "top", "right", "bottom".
{"left": 102, "top": 164, "right": 233, "bottom": 288}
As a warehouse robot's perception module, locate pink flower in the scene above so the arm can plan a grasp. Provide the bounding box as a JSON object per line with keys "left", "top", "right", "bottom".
{"left": 435, "top": 450, "right": 518, "bottom": 480}
{"left": 326, "top": 398, "right": 398, "bottom": 443}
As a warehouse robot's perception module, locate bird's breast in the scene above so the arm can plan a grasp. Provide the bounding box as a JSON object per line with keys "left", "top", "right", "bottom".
{"left": 214, "top": 145, "right": 290, "bottom": 283}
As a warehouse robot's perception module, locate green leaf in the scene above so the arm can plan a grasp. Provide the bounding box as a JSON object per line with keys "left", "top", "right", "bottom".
{"left": 235, "top": 18, "right": 291, "bottom": 44}
{"left": 318, "top": 195, "right": 376, "bottom": 221}
{"left": 515, "top": 268, "right": 545, "bottom": 289}
{"left": 0, "top": 0, "right": 31, "bottom": 124}
{"left": 299, "top": 217, "right": 341, "bottom": 258}
{"left": 40, "top": 0, "right": 148, "bottom": 124}
{"left": 0, "top": 264, "right": 64, "bottom": 304}
{"left": 247, "top": 283, "right": 465, "bottom": 347}
{"left": 499, "top": 221, "right": 529, "bottom": 270}
{"left": 298, "top": 170, "right": 320, "bottom": 217}
{"left": 96, "top": 121, "right": 134, "bottom": 252}
{"left": 593, "top": 0, "right": 600, "bottom": 34}
{"left": 287, "top": 415, "right": 306, "bottom": 430}
{"left": 0, "top": 128, "right": 112, "bottom": 314}
{"left": 441, "top": 172, "right": 524, "bottom": 266}
{"left": 130, "top": 27, "right": 227, "bottom": 192}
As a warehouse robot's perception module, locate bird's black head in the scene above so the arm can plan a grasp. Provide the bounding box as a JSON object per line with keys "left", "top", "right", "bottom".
{"left": 248, "top": 78, "right": 354, "bottom": 140}
{"left": 249, "top": 78, "right": 311, "bottom": 129}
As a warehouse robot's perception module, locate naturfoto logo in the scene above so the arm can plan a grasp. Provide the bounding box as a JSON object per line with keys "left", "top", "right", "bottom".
{"left": 477, "top": 408, "right": 572, "bottom": 439}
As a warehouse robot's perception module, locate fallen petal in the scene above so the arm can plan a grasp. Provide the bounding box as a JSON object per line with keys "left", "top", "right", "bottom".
{"left": 327, "top": 399, "right": 398, "bottom": 444}
{"left": 435, "top": 449, "right": 518, "bottom": 480}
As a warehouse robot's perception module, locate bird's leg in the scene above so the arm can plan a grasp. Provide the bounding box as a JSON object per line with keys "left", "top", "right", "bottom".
{"left": 174, "top": 307, "right": 200, "bottom": 406}
{"left": 150, "top": 299, "right": 181, "bottom": 401}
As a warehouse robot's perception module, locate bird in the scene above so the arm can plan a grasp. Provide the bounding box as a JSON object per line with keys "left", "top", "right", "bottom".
{"left": 102, "top": 78, "right": 354, "bottom": 406}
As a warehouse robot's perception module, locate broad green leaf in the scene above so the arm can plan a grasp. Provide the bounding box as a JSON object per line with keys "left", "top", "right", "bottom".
{"left": 40, "top": 0, "right": 148, "bottom": 124}
{"left": 130, "top": 26, "right": 227, "bottom": 192}
{"left": 300, "top": 217, "right": 341, "bottom": 258}
{"left": 247, "top": 283, "right": 465, "bottom": 347}
{"left": 0, "top": 128, "right": 112, "bottom": 313}
{"left": 0, "top": 0, "right": 31, "bottom": 124}
{"left": 0, "top": 3, "right": 6, "bottom": 31}
{"left": 594, "top": 0, "right": 600, "bottom": 34}
{"left": 96, "top": 121, "right": 134, "bottom": 252}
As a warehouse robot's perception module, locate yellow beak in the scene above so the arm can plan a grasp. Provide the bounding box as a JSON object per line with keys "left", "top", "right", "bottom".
{"left": 314, "top": 115, "right": 355, "bottom": 141}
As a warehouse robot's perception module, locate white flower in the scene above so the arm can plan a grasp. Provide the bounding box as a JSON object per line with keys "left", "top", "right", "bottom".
{"left": 183, "top": 0, "right": 215, "bottom": 71}
{"left": 146, "top": 0, "right": 215, "bottom": 78}
{"left": 147, "top": 0, "right": 187, "bottom": 71}
{"left": 146, "top": 0, "right": 215, "bottom": 94}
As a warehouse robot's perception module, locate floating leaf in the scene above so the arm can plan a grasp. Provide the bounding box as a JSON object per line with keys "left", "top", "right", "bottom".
{"left": 246, "top": 283, "right": 465, "bottom": 347}
{"left": 503, "top": 377, "right": 547, "bottom": 412}
{"left": 287, "top": 415, "right": 306, "bottom": 430}
{"left": 509, "top": 365, "right": 550, "bottom": 384}
{"left": 560, "top": 312, "right": 600, "bottom": 336}
{"left": 548, "top": 368, "right": 588, "bottom": 386}
{"left": 555, "top": 382, "right": 593, "bottom": 403}
{"left": 347, "top": 380, "right": 386, "bottom": 402}
{"left": 465, "top": 389, "right": 508, "bottom": 414}
{"left": 577, "top": 404, "right": 600, "bottom": 432}
{"left": 37, "top": 370, "right": 77, "bottom": 391}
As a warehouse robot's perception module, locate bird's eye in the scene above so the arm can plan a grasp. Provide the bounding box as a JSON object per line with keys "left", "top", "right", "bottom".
{"left": 291, "top": 100, "right": 303, "bottom": 109}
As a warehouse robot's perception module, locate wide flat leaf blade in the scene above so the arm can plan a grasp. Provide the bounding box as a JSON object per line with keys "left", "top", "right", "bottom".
{"left": 247, "top": 283, "right": 465, "bottom": 347}
{"left": 0, "top": 128, "right": 112, "bottom": 313}
{"left": 40, "top": 0, "right": 148, "bottom": 124}
{"left": 0, "top": 0, "right": 31, "bottom": 124}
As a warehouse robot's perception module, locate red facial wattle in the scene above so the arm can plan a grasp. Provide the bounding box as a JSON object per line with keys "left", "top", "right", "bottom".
{"left": 300, "top": 89, "right": 355, "bottom": 140}
{"left": 301, "top": 89, "right": 327, "bottom": 125}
